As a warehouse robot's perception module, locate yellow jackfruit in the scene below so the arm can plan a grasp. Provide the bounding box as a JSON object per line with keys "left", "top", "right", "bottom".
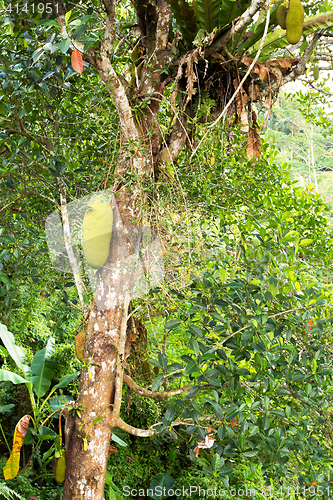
{"left": 276, "top": 4, "right": 287, "bottom": 29}
{"left": 313, "top": 67, "right": 320, "bottom": 80}
{"left": 75, "top": 330, "right": 85, "bottom": 363}
{"left": 82, "top": 199, "right": 113, "bottom": 268}
{"left": 285, "top": 0, "right": 304, "bottom": 45}
{"left": 53, "top": 455, "right": 66, "bottom": 484}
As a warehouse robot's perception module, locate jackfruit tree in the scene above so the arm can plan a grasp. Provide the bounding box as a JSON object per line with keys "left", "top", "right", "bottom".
{"left": 0, "top": 0, "right": 333, "bottom": 498}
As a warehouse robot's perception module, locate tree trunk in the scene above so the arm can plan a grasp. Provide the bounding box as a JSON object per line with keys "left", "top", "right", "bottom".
{"left": 62, "top": 307, "right": 121, "bottom": 500}
{"left": 62, "top": 181, "right": 145, "bottom": 500}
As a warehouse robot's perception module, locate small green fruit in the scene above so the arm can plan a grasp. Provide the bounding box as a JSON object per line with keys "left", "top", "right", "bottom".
{"left": 53, "top": 455, "right": 66, "bottom": 484}
{"left": 141, "top": 361, "right": 150, "bottom": 375}
{"left": 313, "top": 67, "right": 320, "bottom": 80}
{"left": 276, "top": 4, "right": 287, "bottom": 29}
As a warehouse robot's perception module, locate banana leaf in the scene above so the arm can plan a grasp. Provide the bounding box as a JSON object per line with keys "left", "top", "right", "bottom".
{"left": 31, "top": 337, "right": 57, "bottom": 398}
{"left": 3, "top": 415, "right": 30, "bottom": 480}
{"left": 0, "top": 323, "right": 29, "bottom": 377}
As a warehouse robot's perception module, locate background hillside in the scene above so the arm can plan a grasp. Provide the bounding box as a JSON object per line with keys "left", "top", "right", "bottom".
{"left": 262, "top": 86, "right": 333, "bottom": 212}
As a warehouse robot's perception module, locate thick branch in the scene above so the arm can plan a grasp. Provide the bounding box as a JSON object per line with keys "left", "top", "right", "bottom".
{"left": 123, "top": 373, "right": 192, "bottom": 399}
{"left": 282, "top": 32, "right": 322, "bottom": 85}
{"left": 116, "top": 417, "right": 156, "bottom": 437}
{"left": 96, "top": 58, "right": 138, "bottom": 140}
{"left": 159, "top": 113, "right": 189, "bottom": 164}
{"left": 156, "top": 0, "right": 172, "bottom": 51}
{"left": 131, "top": 0, "right": 147, "bottom": 38}
{"left": 101, "top": 0, "right": 116, "bottom": 57}
{"left": 110, "top": 293, "right": 131, "bottom": 426}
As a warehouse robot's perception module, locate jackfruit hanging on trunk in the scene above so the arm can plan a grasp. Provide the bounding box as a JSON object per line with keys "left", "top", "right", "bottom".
{"left": 82, "top": 199, "right": 113, "bottom": 268}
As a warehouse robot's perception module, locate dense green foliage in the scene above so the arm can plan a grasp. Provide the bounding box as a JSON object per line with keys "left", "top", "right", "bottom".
{"left": 1, "top": 0, "right": 333, "bottom": 498}
{"left": 2, "top": 127, "right": 333, "bottom": 498}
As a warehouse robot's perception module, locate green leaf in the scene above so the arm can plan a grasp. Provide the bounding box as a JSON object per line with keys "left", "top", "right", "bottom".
{"left": 52, "top": 372, "right": 79, "bottom": 390}
{"left": 212, "top": 452, "right": 221, "bottom": 472}
{"left": 185, "top": 360, "right": 198, "bottom": 375}
{"left": 189, "top": 338, "right": 200, "bottom": 356}
{"left": 49, "top": 395, "right": 73, "bottom": 413}
{"left": 185, "top": 385, "right": 200, "bottom": 399}
{"left": 219, "top": 466, "right": 234, "bottom": 476}
{"left": 196, "top": 0, "right": 220, "bottom": 32}
{"left": 58, "top": 38, "right": 71, "bottom": 54}
{"left": 219, "top": 0, "right": 251, "bottom": 28}
{"left": 299, "top": 238, "right": 313, "bottom": 246}
{"left": 31, "top": 338, "right": 57, "bottom": 397}
{"left": 0, "top": 403, "right": 15, "bottom": 413}
{"left": 93, "top": 416, "right": 103, "bottom": 425}
{"left": 212, "top": 401, "right": 223, "bottom": 419}
{"left": 241, "top": 330, "right": 253, "bottom": 341}
{"left": 0, "top": 369, "right": 27, "bottom": 385}
{"left": 149, "top": 473, "right": 175, "bottom": 499}
{"left": 242, "top": 450, "right": 259, "bottom": 458}
{"left": 166, "top": 0, "right": 197, "bottom": 47}
{"left": 111, "top": 432, "right": 127, "bottom": 447}
{"left": 189, "top": 325, "right": 203, "bottom": 337}
{"left": 39, "top": 19, "right": 61, "bottom": 26}
{"left": 0, "top": 324, "right": 28, "bottom": 375}
{"left": 218, "top": 424, "right": 226, "bottom": 440}
{"left": 32, "top": 48, "right": 44, "bottom": 63}
{"left": 152, "top": 375, "right": 164, "bottom": 391}
{"left": 158, "top": 352, "right": 168, "bottom": 369}
{"left": 165, "top": 319, "right": 181, "bottom": 330}
{"left": 186, "top": 425, "right": 197, "bottom": 433}
{"left": 72, "top": 23, "right": 88, "bottom": 40}
{"left": 37, "top": 426, "right": 57, "bottom": 440}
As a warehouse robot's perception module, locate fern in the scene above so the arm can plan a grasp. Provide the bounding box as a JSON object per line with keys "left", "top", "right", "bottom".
{"left": 0, "top": 483, "right": 25, "bottom": 500}
{"left": 219, "top": 0, "right": 251, "bottom": 28}
{"left": 167, "top": 0, "right": 198, "bottom": 46}
{"left": 196, "top": 0, "right": 220, "bottom": 32}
